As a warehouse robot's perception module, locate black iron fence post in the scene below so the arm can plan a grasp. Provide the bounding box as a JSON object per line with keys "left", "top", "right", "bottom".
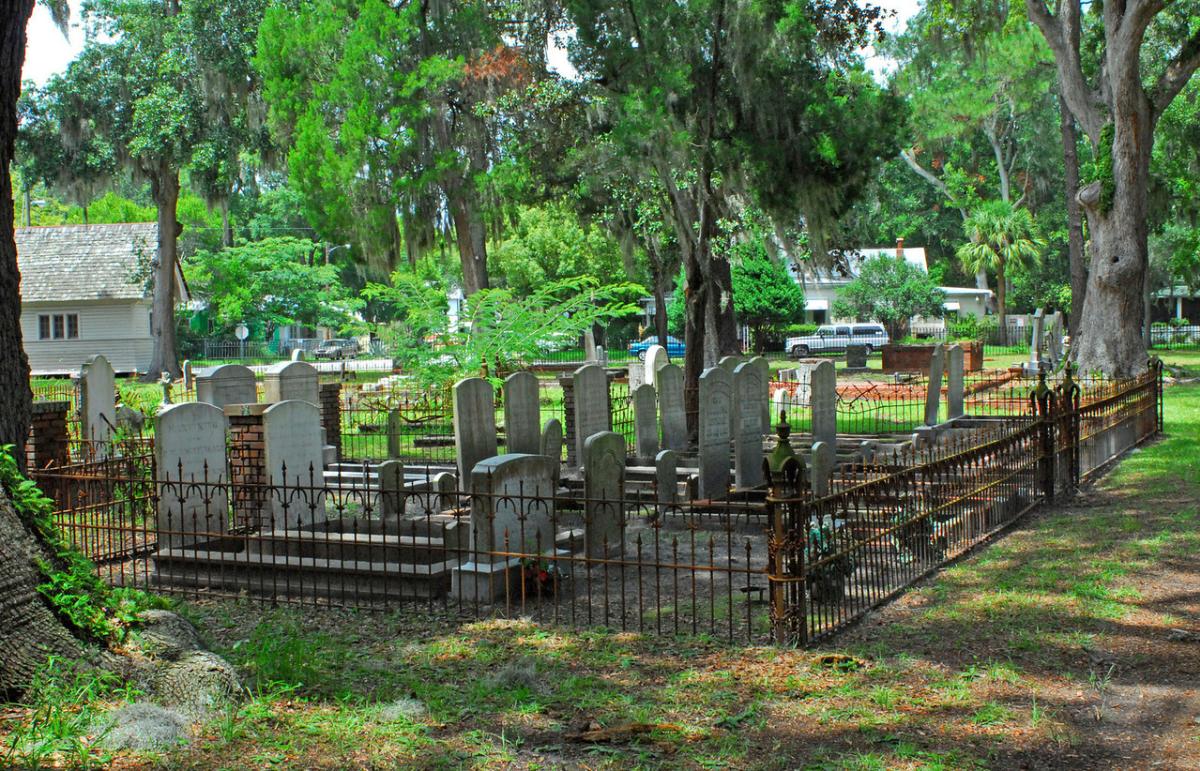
{"left": 1034, "top": 372, "right": 1056, "bottom": 502}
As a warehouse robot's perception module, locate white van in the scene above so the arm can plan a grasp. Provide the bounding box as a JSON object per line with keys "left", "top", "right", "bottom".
{"left": 785, "top": 323, "right": 890, "bottom": 358}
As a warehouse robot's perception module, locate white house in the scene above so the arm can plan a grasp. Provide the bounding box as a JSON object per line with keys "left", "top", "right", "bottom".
{"left": 17, "top": 223, "right": 187, "bottom": 375}
{"left": 790, "top": 239, "right": 992, "bottom": 327}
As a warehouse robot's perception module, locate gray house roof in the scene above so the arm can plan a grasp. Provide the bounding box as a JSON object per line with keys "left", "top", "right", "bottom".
{"left": 16, "top": 223, "right": 161, "bottom": 303}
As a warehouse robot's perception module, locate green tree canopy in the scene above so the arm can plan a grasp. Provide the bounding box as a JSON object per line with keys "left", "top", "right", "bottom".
{"left": 833, "top": 256, "right": 946, "bottom": 340}
{"left": 185, "top": 237, "right": 363, "bottom": 340}
{"left": 956, "top": 200, "right": 1044, "bottom": 328}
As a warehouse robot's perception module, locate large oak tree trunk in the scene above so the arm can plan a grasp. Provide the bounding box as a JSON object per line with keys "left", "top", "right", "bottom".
{"left": 0, "top": 490, "right": 93, "bottom": 698}
{"left": 1071, "top": 88, "right": 1153, "bottom": 378}
{"left": 0, "top": 0, "right": 98, "bottom": 699}
{"left": 147, "top": 169, "right": 182, "bottom": 379}
{"left": 1, "top": 0, "right": 34, "bottom": 464}
{"left": 1059, "top": 91, "right": 1087, "bottom": 338}
{"left": 447, "top": 185, "right": 490, "bottom": 296}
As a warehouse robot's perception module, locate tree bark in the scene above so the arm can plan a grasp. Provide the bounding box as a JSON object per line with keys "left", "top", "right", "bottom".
{"left": 1059, "top": 89, "right": 1087, "bottom": 338}
{"left": 220, "top": 200, "right": 233, "bottom": 248}
{"left": 147, "top": 168, "right": 182, "bottom": 379}
{"left": 0, "top": 0, "right": 34, "bottom": 464}
{"left": 1071, "top": 87, "right": 1153, "bottom": 378}
{"left": 0, "top": 490, "right": 94, "bottom": 698}
{"left": 0, "top": 0, "right": 101, "bottom": 700}
{"left": 446, "top": 184, "right": 489, "bottom": 296}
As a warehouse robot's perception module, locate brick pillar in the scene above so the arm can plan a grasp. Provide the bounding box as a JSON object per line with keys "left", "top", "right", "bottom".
{"left": 319, "top": 382, "right": 342, "bottom": 462}
{"left": 559, "top": 376, "right": 576, "bottom": 466}
{"left": 225, "top": 405, "right": 267, "bottom": 529}
{"left": 28, "top": 400, "right": 70, "bottom": 471}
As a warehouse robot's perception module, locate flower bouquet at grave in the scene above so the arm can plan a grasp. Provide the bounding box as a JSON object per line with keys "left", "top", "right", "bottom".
{"left": 805, "top": 514, "right": 855, "bottom": 603}
{"left": 518, "top": 556, "right": 569, "bottom": 597}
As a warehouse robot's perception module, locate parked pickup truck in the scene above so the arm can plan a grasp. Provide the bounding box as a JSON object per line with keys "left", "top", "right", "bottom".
{"left": 785, "top": 323, "right": 890, "bottom": 358}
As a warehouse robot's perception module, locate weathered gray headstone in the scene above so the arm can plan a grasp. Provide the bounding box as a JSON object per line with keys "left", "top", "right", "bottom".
{"left": 181, "top": 360, "right": 193, "bottom": 392}
{"left": 263, "top": 360, "right": 320, "bottom": 405}
{"left": 925, "top": 343, "right": 946, "bottom": 426}
{"left": 79, "top": 354, "right": 116, "bottom": 444}
{"left": 633, "top": 384, "right": 659, "bottom": 460}
{"left": 656, "top": 364, "right": 687, "bottom": 451}
{"left": 452, "top": 377, "right": 498, "bottom": 491}
{"left": 572, "top": 364, "right": 610, "bottom": 465}
{"left": 454, "top": 453, "right": 559, "bottom": 601}
{"left": 845, "top": 344, "right": 868, "bottom": 371}
{"left": 291, "top": 348, "right": 305, "bottom": 362}
{"left": 717, "top": 355, "right": 742, "bottom": 372}
{"left": 1046, "top": 312, "right": 1063, "bottom": 365}
{"left": 627, "top": 362, "right": 645, "bottom": 391}
{"left": 262, "top": 400, "right": 325, "bottom": 526}
{"left": 733, "top": 363, "right": 765, "bottom": 489}
{"left": 386, "top": 409, "right": 403, "bottom": 459}
{"left": 946, "top": 344, "right": 965, "bottom": 420}
{"left": 540, "top": 418, "right": 563, "bottom": 462}
{"left": 772, "top": 388, "right": 789, "bottom": 425}
{"left": 644, "top": 344, "right": 669, "bottom": 387}
{"left": 697, "top": 366, "right": 732, "bottom": 499}
{"left": 749, "top": 357, "right": 771, "bottom": 434}
{"left": 377, "top": 459, "right": 405, "bottom": 518}
{"left": 1028, "top": 308, "right": 1045, "bottom": 369}
{"left": 802, "top": 360, "right": 836, "bottom": 448}
{"left": 810, "top": 440, "right": 834, "bottom": 497}
{"left": 503, "top": 371, "right": 541, "bottom": 455}
{"left": 584, "top": 431, "right": 626, "bottom": 558}
{"left": 155, "top": 402, "right": 227, "bottom": 548}
{"left": 655, "top": 449, "right": 678, "bottom": 510}
{"left": 195, "top": 364, "right": 256, "bottom": 408}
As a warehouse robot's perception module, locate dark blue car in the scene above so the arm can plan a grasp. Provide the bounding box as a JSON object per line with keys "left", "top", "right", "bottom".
{"left": 628, "top": 335, "right": 685, "bottom": 361}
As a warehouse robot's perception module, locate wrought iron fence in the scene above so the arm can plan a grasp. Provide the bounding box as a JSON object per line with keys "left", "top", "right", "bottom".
{"left": 28, "top": 363, "right": 1162, "bottom": 648}
{"left": 764, "top": 363, "right": 1162, "bottom": 645}
{"left": 32, "top": 463, "right": 774, "bottom": 645}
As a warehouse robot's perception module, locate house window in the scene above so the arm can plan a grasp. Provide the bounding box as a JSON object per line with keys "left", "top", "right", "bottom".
{"left": 37, "top": 313, "right": 79, "bottom": 340}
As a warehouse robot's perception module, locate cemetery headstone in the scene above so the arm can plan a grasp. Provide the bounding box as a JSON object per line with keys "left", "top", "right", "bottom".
{"left": 291, "top": 348, "right": 305, "bottom": 362}
{"left": 845, "top": 344, "right": 868, "bottom": 372}
{"left": 386, "top": 409, "right": 403, "bottom": 459}
{"left": 1026, "top": 308, "right": 1045, "bottom": 373}
{"left": 455, "top": 453, "right": 559, "bottom": 600}
{"left": 1046, "top": 312, "right": 1064, "bottom": 365}
{"left": 155, "top": 402, "right": 228, "bottom": 548}
{"left": 540, "top": 418, "right": 563, "bottom": 462}
{"left": 697, "top": 366, "right": 733, "bottom": 499}
{"left": 946, "top": 344, "right": 965, "bottom": 420}
{"left": 377, "top": 459, "right": 405, "bottom": 518}
{"left": 925, "top": 343, "right": 946, "bottom": 426}
{"left": 452, "top": 377, "right": 498, "bottom": 491}
{"left": 749, "top": 357, "right": 771, "bottom": 433}
{"left": 181, "top": 359, "right": 193, "bottom": 392}
{"left": 810, "top": 440, "right": 834, "bottom": 497}
{"left": 657, "top": 364, "right": 687, "bottom": 451}
{"left": 802, "top": 360, "right": 836, "bottom": 448}
{"left": 262, "top": 400, "right": 325, "bottom": 527}
{"left": 655, "top": 449, "right": 678, "bottom": 511}
{"left": 503, "top": 371, "right": 541, "bottom": 455}
{"left": 627, "top": 362, "right": 645, "bottom": 391}
{"left": 79, "top": 354, "right": 116, "bottom": 445}
{"left": 733, "top": 363, "right": 766, "bottom": 489}
{"left": 583, "top": 431, "right": 626, "bottom": 558}
{"left": 633, "top": 384, "right": 659, "bottom": 460}
{"left": 195, "top": 364, "right": 256, "bottom": 408}
{"left": 644, "top": 344, "right": 669, "bottom": 387}
{"left": 717, "top": 355, "right": 742, "bottom": 372}
{"left": 263, "top": 360, "right": 320, "bottom": 405}
{"left": 572, "top": 364, "right": 611, "bottom": 465}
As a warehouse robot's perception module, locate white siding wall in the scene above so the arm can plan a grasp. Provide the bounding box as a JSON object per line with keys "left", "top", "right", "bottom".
{"left": 23, "top": 299, "right": 154, "bottom": 375}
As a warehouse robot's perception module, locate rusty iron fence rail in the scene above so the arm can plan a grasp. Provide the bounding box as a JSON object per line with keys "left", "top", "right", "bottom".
{"left": 764, "top": 363, "right": 1163, "bottom": 645}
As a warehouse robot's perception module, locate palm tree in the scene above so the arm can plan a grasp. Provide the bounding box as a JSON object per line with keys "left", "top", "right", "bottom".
{"left": 957, "top": 200, "right": 1044, "bottom": 342}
